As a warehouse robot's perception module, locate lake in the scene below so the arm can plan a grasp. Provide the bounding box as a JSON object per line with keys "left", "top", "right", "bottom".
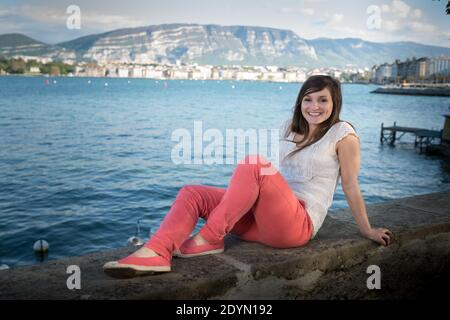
{"left": 0, "top": 76, "right": 449, "bottom": 266}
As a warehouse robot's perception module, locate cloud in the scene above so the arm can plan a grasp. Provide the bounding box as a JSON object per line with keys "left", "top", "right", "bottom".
{"left": 408, "top": 21, "right": 436, "bottom": 33}
{"left": 410, "top": 9, "right": 422, "bottom": 20}
{"left": 384, "top": 19, "right": 402, "bottom": 32}
{"left": 317, "top": 12, "right": 344, "bottom": 26}
{"left": 331, "top": 13, "right": 343, "bottom": 23}
{"left": 0, "top": 4, "right": 148, "bottom": 42}
{"left": 280, "top": 7, "right": 315, "bottom": 16}
{"left": 391, "top": 0, "right": 410, "bottom": 18}
{"left": 381, "top": 0, "right": 422, "bottom": 21}
{"left": 378, "top": 0, "right": 439, "bottom": 40}
{"left": 19, "top": 4, "right": 147, "bottom": 31}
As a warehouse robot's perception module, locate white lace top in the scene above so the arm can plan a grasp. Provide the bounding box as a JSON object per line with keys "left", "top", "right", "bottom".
{"left": 278, "top": 119, "right": 359, "bottom": 238}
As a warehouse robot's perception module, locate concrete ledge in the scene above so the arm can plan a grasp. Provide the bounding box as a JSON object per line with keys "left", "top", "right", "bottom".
{"left": 1, "top": 191, "right": 449, "bottom": 300}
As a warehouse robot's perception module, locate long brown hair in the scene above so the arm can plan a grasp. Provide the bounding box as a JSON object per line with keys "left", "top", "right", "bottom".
{"left": 283, "top": 75, "right": 343, "bottom": 159}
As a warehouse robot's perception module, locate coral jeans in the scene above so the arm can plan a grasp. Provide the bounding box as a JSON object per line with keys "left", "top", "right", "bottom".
{"left": 145, "top": 155, "right": 313, "bottom": 260}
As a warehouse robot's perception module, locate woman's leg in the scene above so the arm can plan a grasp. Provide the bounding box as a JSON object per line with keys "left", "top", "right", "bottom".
{"left": 144, "top": 185, "right": 226, "bottom": 260}
{"left": 199, "top": 154, "right": 313, "bottom": 248}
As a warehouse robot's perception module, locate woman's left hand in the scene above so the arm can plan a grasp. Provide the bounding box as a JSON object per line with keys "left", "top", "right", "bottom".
{"left": 364, "top": 228, "right": 393, "bottom": 246}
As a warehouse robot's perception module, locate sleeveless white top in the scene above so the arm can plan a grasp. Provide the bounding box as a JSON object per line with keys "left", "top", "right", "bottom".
{"left": 278, "top": 119, "right": 359, "bottom": 238}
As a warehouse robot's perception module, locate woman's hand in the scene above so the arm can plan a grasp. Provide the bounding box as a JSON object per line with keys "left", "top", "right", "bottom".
{"left": 363, "top": 228, "right": 393, "bottom": 246}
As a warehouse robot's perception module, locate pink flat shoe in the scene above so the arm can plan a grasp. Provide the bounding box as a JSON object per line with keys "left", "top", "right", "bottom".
{"left": 103, "top": 253, "right": 171, "bottom": 279}
{"left": 173, "top": 237, "right": 224, "bottom": 258}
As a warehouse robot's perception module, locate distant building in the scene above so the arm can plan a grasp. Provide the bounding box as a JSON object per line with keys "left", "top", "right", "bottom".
{"left": 390, "top": 61, "right": 399, "bottom": 82}
{"left": 385, "top": 56, "right": 439, "bottom": 83}
{"left": 373, "top": 63, "right": 392, "bottom": 84}
{"left": 236, "top": 70, "right": 260, "bottom": 81}
{"left": 427, "top": 56, "right": 450, "bottom": 76}
{"left": 144, "top": 66, "right": 166, "bottom": 79}
{"left": 172, "top": 69, "right": 190, "bottom": 79}
{"left": 117, "top": 67, "right": 129, "bottom": 78}
{"left": 130, "top": 66, "right": 143, "bottom": 78}
{"left": 29, "top": 66, "right": 40, "bottom": 74}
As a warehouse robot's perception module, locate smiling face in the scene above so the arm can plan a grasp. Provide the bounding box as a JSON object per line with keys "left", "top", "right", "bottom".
{"left": 300, "top": 88, "right": 334, "bottom": 132}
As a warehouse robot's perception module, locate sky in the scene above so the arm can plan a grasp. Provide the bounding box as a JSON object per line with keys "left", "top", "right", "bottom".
{"left": 0, "top": 0, "right": 449, "bottom": 47}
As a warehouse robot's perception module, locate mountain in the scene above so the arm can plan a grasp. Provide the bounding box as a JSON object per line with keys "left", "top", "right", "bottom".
{"left": 0, "top": 33, "right": 50, "bottom": 56}
{"left": 1, "top": 24, "right": 449, "bottom": 68}
{"left": 57, "top": 23, "right": 318, "bottom": 66}
{"left": 0, "top": 33, "right": 74, "bottom": 61}
{"left": 307, "top": 37, "right": 450, "bottom": 68}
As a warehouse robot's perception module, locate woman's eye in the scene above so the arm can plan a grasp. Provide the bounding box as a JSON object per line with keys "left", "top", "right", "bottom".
{"left": 321, "top": 99, "right": 328, "bottom": 102}
{"left": 304, "top": 98, "right": 311, "bottom": 102}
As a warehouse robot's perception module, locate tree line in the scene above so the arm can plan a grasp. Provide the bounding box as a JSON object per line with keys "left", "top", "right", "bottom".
{"left": 0, "top": 57, "right": 75, "bottom": 76}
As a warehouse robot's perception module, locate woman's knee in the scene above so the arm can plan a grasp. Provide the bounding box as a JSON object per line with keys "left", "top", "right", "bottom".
{"left": 237, "top": 154, "right": 277, "bottom": 176}
{"left": 177, "top": 184, "right": 201, "bottom": 202}
{"left": 238, "top": 154, "right": 271, "bottom": 166}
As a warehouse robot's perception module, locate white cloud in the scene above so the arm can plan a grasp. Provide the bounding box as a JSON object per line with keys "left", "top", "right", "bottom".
{"left": 280, "top": 7, "right": 315, "bottom": 16}
{"left": 410, "top": 9, "right": 422, "bottom": 20}
{"left": 300, "top": 8, "right": 315, "bottom": 16}
{"left": 409, "top": 21, "right": 436, "bottom": 33}
{"left": 377, "top": 0, "right": 440, "bottom": 43}
{"left": 381, "top": 4, "right": 390, "bottom": 13}
{"left": 331, "top": 13, "right": 343, "bottom": 23}
{"left": 11, "top": 4, "right": 147, "bottom": 32}
{"left": 381, "top": 0, "right": 422, "bottom": 20}
{"left": 384, "top": 19, "right": 401, "bottom": 31}
{"left": 391, "top": 0, "right": 410, "bottom": 18}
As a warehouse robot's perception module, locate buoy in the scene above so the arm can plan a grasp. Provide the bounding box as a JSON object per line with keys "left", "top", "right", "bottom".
{"left": 45, "top": 79, "right": 49, "bottom": 85}
{"left": 279, "top": 86, "right": 283, "bottom": 90}
{"left": 231, "top": 85, "right": 235, "bottom": 89}
{"left": 104, "top": 82, "right": 108, "bottom": 86}
{"left": 127, "top": 236, "right": 143, "bottom": 246}
{"left": 0, "top": 264, "right": 9, "bottom": 271}
{"left": 155, "top": 80, "right": 159, "bottom": 83}
{"left": 163, "top": 82, "right": 168, "bottom": 88}
{"left": 128, "top": 80, "right": 131, "bottom": 84}
{"left": 127, "top": 220, "right": 144, "bottom": 246}
{"left": 87, "top": 80, "right": 91, "bottom": 84}
{"left": 53, "top": 80, "right": 57, "bottom": 84}
{"left": 33, "top": 239, "right": 49, "bottom": 253}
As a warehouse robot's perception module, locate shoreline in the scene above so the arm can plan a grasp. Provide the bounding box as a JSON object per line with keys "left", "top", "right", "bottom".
{"left": 0, "top": 74, "right": 373, "bottom": 85}
{"left": 371, "top": 86, "right": 450, "bottom": 97}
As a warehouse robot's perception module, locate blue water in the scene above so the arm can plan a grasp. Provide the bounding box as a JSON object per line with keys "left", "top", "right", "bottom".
{"left": 0, "top": 76, "right": 449, "bottom": 267}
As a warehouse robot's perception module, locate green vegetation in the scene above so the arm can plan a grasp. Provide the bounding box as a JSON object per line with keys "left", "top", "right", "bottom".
{"left": 0, "top": 57, "right": 75, "bottom": 75}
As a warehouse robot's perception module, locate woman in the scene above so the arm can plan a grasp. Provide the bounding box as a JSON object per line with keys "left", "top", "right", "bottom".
{"left": 103, "top": 75, "right": 393, "bottom": 278}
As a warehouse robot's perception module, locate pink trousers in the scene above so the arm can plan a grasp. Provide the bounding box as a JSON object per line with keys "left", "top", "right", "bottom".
{"left": 145, "top": 155, "right": 313, "bottom": 260}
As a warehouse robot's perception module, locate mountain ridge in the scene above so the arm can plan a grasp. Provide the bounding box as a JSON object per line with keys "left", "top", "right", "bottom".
{"left": 1, "top": 23, "right": 449, "bottom": 68}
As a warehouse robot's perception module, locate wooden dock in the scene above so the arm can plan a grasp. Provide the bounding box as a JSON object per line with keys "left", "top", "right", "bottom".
{"left": 380, "top": 122, "right": 442, "bottom": 152}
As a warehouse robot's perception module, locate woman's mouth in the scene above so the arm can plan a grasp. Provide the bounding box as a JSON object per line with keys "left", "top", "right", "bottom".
{"left": 307, "top": 112, "right": 322, "bottom": 117}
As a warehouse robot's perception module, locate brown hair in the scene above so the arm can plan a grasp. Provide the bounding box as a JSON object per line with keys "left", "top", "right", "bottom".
{"left": 283, "top": 75, "right": 344, "bottom": 159}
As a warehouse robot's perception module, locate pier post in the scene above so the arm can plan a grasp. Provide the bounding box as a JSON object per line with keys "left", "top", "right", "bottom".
{"left": 380, "top": 122, "right": 384, "bottom": 144}
{"left": 443, "top": 115, "right": 450, "bottom": 143}
{"left": 391, "top": 122, "right": 397, "bottom": 146}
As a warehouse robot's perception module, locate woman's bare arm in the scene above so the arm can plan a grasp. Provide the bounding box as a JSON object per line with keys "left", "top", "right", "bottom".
{"left": 336, "top": 134, "right": 393, "bottom": 246}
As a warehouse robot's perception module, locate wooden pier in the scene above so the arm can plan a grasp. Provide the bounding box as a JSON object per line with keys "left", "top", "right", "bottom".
{"left": 380, "top": 122, "right": 442, "bottom": 152}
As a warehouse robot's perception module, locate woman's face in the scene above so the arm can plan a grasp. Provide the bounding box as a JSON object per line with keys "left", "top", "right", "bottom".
{"left": 301, "top": 87, "right": 333, "bottom": 130}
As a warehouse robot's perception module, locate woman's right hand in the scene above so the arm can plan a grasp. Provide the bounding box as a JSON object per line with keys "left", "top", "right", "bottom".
{"left": 364, "top": 228, "right": 393, "bottom": 246}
